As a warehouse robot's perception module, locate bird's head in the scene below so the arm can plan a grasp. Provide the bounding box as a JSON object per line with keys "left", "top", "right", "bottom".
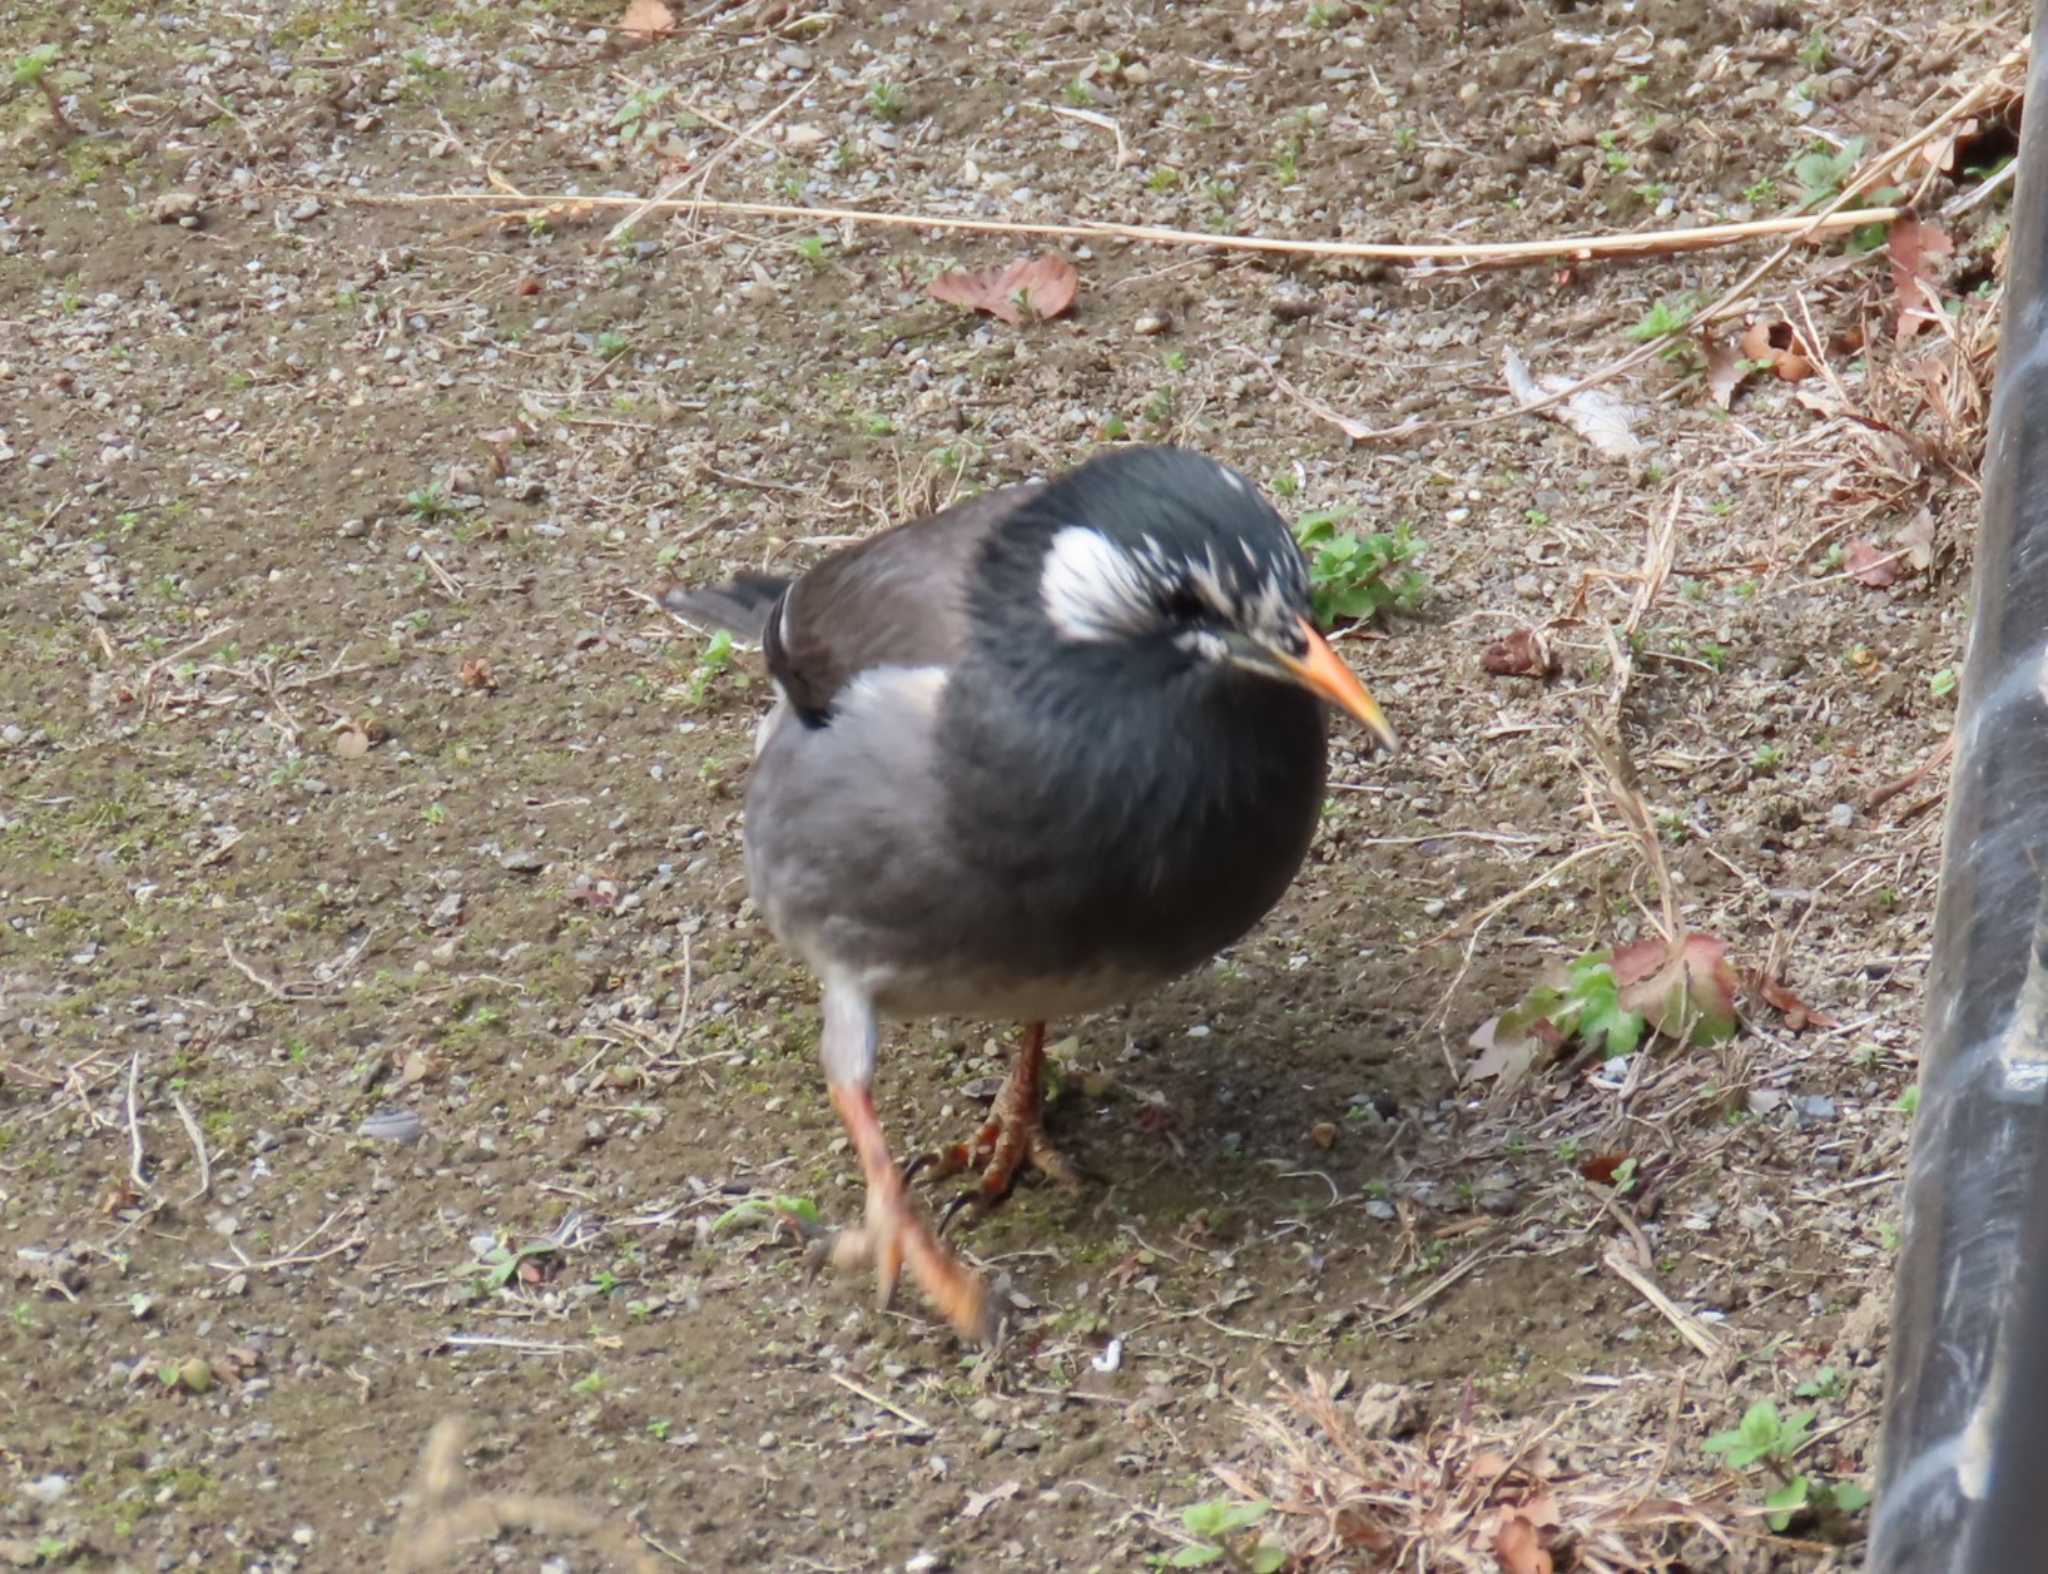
{"left": 985, "top": 446, "right": 1397, "bottom": 753}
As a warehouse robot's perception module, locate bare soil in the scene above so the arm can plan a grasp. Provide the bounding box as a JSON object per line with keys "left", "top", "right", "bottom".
{"left": 0, "top": 0, "right": 2015, "bottom": 1567}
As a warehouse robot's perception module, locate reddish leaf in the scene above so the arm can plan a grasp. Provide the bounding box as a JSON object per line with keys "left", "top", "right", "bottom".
{"left": 1889, "top": 215, "right": 1954, "bottom": 344}
{"left": 1738, "top": 319, "right": 1814, "bottom": 384}
{"left": 618, "top": 0, "right": 676, "bottom": 38}
{"left": 1755, "top": 975, "right": 1840, "bottom": 1032}
{"left": 1494, "top": 1514, "right": 1554, "bottom": 1574}
{"left": 928, "top": 253, "right": 1079, "bottom": 325}
{"left": 1577, "top": 1151, "right": 1634, "bottom": 1186}
{"left": 1481, "top": 627, "right": 1559, "bottom": 679}
{"left": 1614, "top": 933, "right": 1740, "bottom": 1045}
{"left": 1846, "top": 541, "right": 1901, "bottom": 588}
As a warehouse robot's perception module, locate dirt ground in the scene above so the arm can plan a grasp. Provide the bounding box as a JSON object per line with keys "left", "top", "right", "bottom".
{"left": 0, "top": 0, "right": 2022, "bottom": 1567}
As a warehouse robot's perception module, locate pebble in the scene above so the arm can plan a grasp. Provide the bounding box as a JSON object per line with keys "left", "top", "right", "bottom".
{"left": 359, "top": 1109, "right": 425, "bottom": 1145}
{"left": 151, "top": 190, "right": 203, "bottom": 225}
{"left": 338, "top": 518, "right": 367, "bottom": 538}
{"left": 500, "top": 848, "right": 546, "bottom": 872}
{"left": 1133, "top": 312, "right": 1169, "bottom": 336}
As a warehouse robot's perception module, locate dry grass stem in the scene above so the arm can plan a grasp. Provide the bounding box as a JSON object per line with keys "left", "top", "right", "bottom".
{"left": 386, "top": 1417, "right": 659, "bottom": 1573}
{"left": 329, "top": 184, "right": 1901, "bottom": 269}
{"left": 1602, "top": 1245, "right": 1725, "bottom": 1359}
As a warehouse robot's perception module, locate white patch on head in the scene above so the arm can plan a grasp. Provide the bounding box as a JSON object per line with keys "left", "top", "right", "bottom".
{"left": 1175, "top": 627, "right": 1230, "bottom": 662}
{"left": 837, "top": 663, "right": 950, "bottom": 720}
{"left": 1041, "top": 525, "right": 1158, "bottom": 643}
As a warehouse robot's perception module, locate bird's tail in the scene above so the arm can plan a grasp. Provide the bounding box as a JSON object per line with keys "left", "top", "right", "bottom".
{"left": 657, "top": 572, "right": 789, "bottom": 648}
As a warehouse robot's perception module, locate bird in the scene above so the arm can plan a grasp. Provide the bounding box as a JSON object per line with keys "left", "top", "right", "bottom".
{"left": 662, "top": 445, "right": 1396, "bottom": 1342}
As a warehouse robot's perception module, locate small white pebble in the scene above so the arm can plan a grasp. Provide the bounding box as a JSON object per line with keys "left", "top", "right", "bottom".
{"left": 1133, "top": 312, "right": 1168, "bottom": 336}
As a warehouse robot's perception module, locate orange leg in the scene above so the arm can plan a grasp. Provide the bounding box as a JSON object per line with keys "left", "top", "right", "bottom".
{"left": 817, "top": 1082, "right": 990, "bottom": 1343}
{"left": 922, "top": 1022, "right": 1080, "bottom": 1231}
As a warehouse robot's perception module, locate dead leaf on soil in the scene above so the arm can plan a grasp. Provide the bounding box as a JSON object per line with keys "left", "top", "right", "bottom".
{"left": 1576, "top": 1151, "right": 1634, "bottom": 1187}
{"left": 1753, "top": 974, "right": 1840, "bottom": 1032}
{"left": 460, "top": 658, "right": 497, "bottom": 691}
{"left": 1612, "top": 933, "right": 1740, "bottom": 1046}
{"left": 400, "top": 1049, "right": 439, "bottom": 1088}
{"left": 1502, "top": 348, "right": 1645, "bottom": 460}
{"left": 962, "top": 1480, "right": 1022, "bottom": 1520}
{"left": 1494, "top": 1514, "right": 1555, "bottom": 1574}
{"left": 1310, "top": 1120, "right": 1339, "bottom": 1150}
{"left": 618, "top": 0, "right": 676, "bottom": 39}
{"left": 1846, "top": 541, "right": 1902, "bottom": 588}
{"left": 1889, "top": 214, "right": 1954, "bottom": 343}
{"left": 1466, "top": 1011, "right": 1566, "bottom": 1091}
{"left": 1899, "top": 509, "right": 1937, "bottom": 572}
{"left": 1481, "top": 627, "right": 1559, "bottom": 679}
{"left": 333, "top": 723, "right": 372, "bottom": 759}
{"left": 928, "top": 253, "right": 1079, "bottom": 326}
{"left": 1738, "top": 319, "right": 1814, "bottom": 383}
{"left": 1702, "top": 334, "right": 1749, "bottom": 410}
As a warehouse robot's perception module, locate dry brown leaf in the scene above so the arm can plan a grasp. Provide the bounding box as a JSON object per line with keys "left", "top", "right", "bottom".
{"left": 1702, "top": 334, "right": 1748, "bottom": 410}
{"left": 1846, "top": 541, "right": 1902, "bottom": 589}
{"left": 1480, "top": 627, "right": 1558, "bottom": 679}
{"left": 1613, "top": 933, "right": 1740, "bottom": 1045}
{"left": 1309, "top": 1121, "right": 1339, "bottom": 1150}
{"left": 1754, "top": 975, "right": 1840, "bottom": 1032}
{"left": 333, "top": 725, "right": 371, "bottom": 759}
{"left": 1889, "top": 215, "right": 1953, "bottom": 343}
{"left": 1899, "top": 509, "right": 1937, "bottom": 572}
{"left": 1494, "top": 1514, "right": 1554, "bottom": 1574}
{"left": 1502, "top": 348, "right": 1644, "bottom": 459}
{"left": 1738, "top": 319, "right": 1814, "bottom": 383}
{"left": 618, "top": 0, "right": 676, "bottom": 38}
{"left": 460, "top": 658, "right": 497, "bottom": 691}
{"left": 400, "top": 1050, "right": 439, "bottom": 1088}
{"left": 1576, "top": 1151, "right": 1634, "bottom": 1187}
{"left": 962, "top": 1480, "right": 1021, "bottom": 1519}
{"left": 928, "top": 253, "right": 1079, "bottom": 326}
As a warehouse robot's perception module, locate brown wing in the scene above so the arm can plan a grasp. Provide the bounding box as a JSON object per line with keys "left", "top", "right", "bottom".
{"left": 768, "top": 481, "right": 1044, "bottom": 722}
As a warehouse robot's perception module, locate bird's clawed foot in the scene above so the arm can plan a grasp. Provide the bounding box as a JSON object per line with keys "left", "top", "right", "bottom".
{"left": 915, "top": 1022, "right": 1081, "bottom": 1235}
{"left": 817, "top": 1084, "right": 993, "bottom": 1343}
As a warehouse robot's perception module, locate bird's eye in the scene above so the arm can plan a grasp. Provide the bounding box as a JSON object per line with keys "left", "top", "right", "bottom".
{"left": 1161, "top": 586, "right": 1208, "bottom": 622}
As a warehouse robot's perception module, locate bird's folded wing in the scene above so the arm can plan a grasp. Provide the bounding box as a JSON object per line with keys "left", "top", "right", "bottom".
{"left": 767, "top": 481, "right": 1043, "bottom": 721}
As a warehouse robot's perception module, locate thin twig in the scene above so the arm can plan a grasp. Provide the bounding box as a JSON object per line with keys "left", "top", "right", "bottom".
{"left": 1419, "top": 839, "right": 1633, "bottom": 950}
{"left": 126, "top": 1051, "right": 149, "bottom": 1192}
{"left": 826, "top": 1371, "right": 936, "bottom": 1436}
{"left": 1033, "top": 101, "right": 1131, "bottom": 167}
{"left": 420, "top": 549, "right": 464, "bottom": 599}
{"left": 1602, "top": 1245, "right": 1723, "bottom": 1358}
{"left": 222, "top": 939, "right": 288, "bottom": 1001}
{"left": 171, "top": 1091, "right": 211, "bottom": 1206}
{"left": 1368, "top": 1245, "right": 1504, "bottom": 1328}
{"left": 324, "top": 185, "right": 1901, "bottom": 268}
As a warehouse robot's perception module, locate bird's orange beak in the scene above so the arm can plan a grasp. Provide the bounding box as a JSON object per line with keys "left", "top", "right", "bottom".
{"left": 1278, "top": 616, "right": 1398, "bottom": 755}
